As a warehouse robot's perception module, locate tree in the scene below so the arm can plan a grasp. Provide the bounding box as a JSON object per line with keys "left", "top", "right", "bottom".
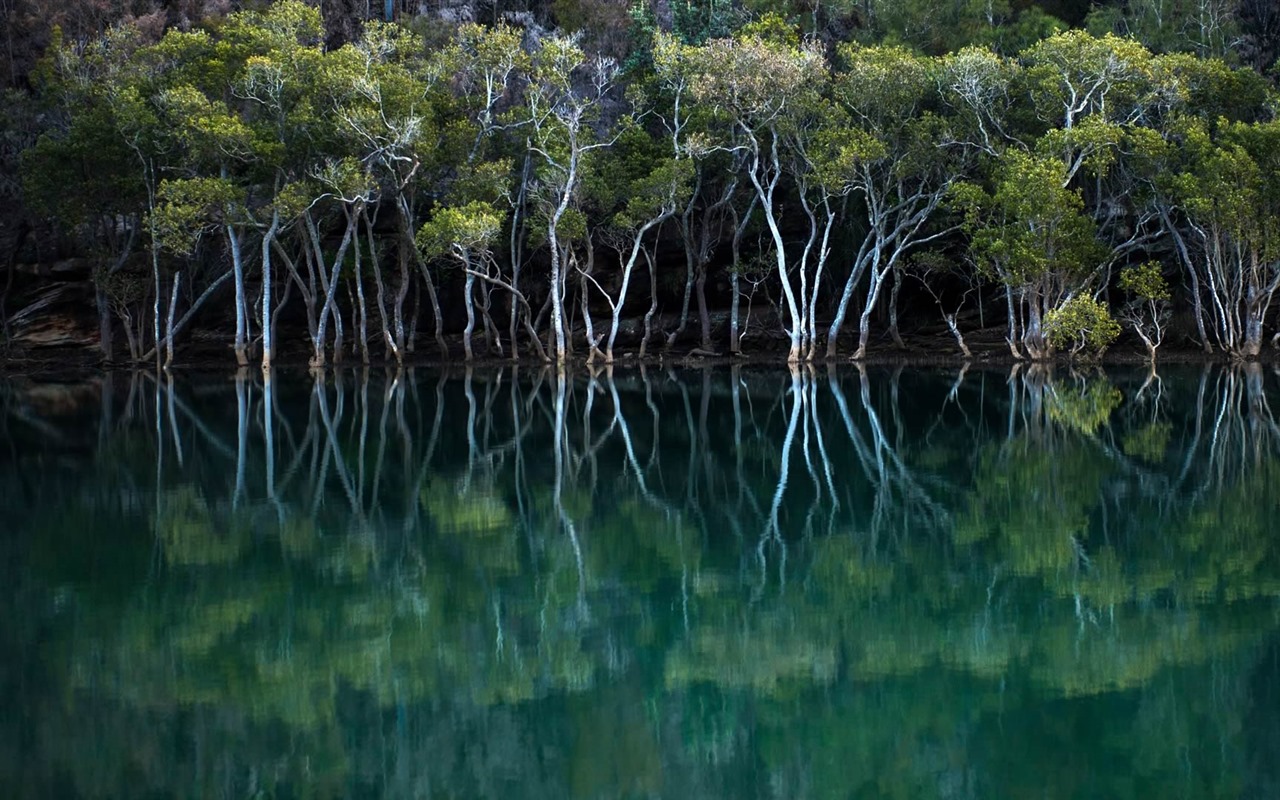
{"left": 144, "top": 25, "right": 258, "bottom": 365}
{"left": 964, "top": 151, "right": 1105, "bottom": 359}
{"left": 23, "top": 23, "right": 172, "bottom": 364}
{"left": 1043, "top": 293, "right": 1120, "bottom": 358}
{"left": 416, "top": 201, "right": 506, "bottom": 360}
{"left": 327, "top": 21, "right": 442, "bottom": 365}
{"left": 1127, "top": 53, "right": 1272, "bottom": 353}
{"left": 1085, "top": 0, "right": 1241, "bottom": 61}
{"left": 1118, "top": 260, "right": 1171, "bottom": 360}
{"left": 223, "top": 1, "right": 327, "bottom": 369}
{"left": 677, "top": 19, "right": 826, "bottom": 363}
{"left": 861, "top": 0, "right": 1009, "bottom": 54}
{"left": 1163, "top": 119, "right": 1280, "bottom": 358}
{"left": 826, "top": 43, "right": 967, "bottom": 360}
{"left": 650, "top": 31, "right": 742, "bottom": 352}
{"left": 524, "top": 32, "right": 624, "bottom": 367}
{"left": 588, "top": 132, "right": 690, "bottom": 362}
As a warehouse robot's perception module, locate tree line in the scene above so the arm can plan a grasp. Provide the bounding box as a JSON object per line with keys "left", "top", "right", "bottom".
{"left": 10, "top": 0, "right": 1280, "bottom": 366}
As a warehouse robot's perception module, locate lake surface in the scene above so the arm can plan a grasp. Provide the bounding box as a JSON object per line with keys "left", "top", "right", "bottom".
{"left": 2, "top": 363, "right": 1279, "bottom": 798}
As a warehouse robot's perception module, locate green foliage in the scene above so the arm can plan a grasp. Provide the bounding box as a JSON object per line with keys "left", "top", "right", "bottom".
{"left": 682, "top": 29, "right": 824, "bottom": 120}
{"left": 736, "top": 13, "right": 801, "bottom": 47}
{"left": 863, "top": 0, "right": 1010, "bottom": 55}
{"left": 1117, "top": 261, "right": 1172, "bottom": 358}
{"left": 151, "top": 177, "right": 242, "bottom": 254}
{"left": 20, "top": 24, "right": 158, "bottom": 229}
{"left": 1148, "top": 53, "right": 1262, "bottom": 124}
{"left": 796, "top": 116, "right": 881, "bottom": 192}
{"left": 1120, "top": 261, "right": 1170, "bottom": 302}
{"left": 15, "top": 0, "right": 1280, "bottom": 367}
{"left": 96, "top": 265, "right": 152, "bottom": 306}
{"left": 1021, "top": 30, "right": 1157, "bottom": 128}
{"left": 11, "top": 367, "right": 1280, "bottom": 795}
{"left": 416, "top": 201, "right": 507, "bottom": 261}
{"left": 1085, "top": 0, "right": 1241, "bottom": 61}
{"left": 1177, "top": 119, "right": 1280, "bottom": 265}
{"left": 1123, "top": 420, "right": 1173, "bottom": 463}
{"left": 451, "top": 159, "right": 516, "bottom": 206}
{"left": 1044, "top": 295, "right": 1121, "bottom": 357}
{"left": 450, "top": 23, "right": 528, "bottom": 132}
{"left": 157, "top": 83, "right": 254, "bottom": 163}
{"left": 985, "top": 7, "right": 1067, "bottom": 55}
{"left": 272, "top": 179, "right": 322, "bottom": 220}
{"left": 611, "top": 156, "right": 693, "bottom": 230}
{"left": 1046, "top": 378, "right": 1123, "bottom": 434}
{"left": 833, "top": 42, "right": 933, "bottom": 128}
{"left": 156, "top": 486, "right": 248, "bottom": 566}
{"left": 970, "top": 151, "right": 1105, "bottom": 291}
{"left": 629, "top": 0, "right": 745, "bottom": 47}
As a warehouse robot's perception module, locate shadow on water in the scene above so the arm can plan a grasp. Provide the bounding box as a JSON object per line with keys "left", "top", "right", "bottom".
{"left": 2, "top": 363, "right": 1280, "bottom": 798}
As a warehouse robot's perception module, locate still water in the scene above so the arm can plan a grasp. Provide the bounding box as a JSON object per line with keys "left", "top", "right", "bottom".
{"left": 2, "top": 364, "right": 1279, "bottom": 798}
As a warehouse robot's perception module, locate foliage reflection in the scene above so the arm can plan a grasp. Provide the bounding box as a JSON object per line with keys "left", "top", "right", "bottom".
{"left": 2, "top": 364, "right": 1279, "bottom": 797}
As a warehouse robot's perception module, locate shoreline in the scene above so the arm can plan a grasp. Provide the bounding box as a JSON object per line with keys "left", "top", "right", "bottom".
{"left": 2, "top": 336, "right": 1277, "bottom": 380}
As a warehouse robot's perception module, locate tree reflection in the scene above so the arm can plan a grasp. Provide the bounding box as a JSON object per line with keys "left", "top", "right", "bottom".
{"left": 1, "top": 363, "right": 1279, "bottom": 797}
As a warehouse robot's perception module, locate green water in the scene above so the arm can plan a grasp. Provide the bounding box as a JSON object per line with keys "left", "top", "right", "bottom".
{"left": 2, "top": 365, "right": 1279, "bottom": 798}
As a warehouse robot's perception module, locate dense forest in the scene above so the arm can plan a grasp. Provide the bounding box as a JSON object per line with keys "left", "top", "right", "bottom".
{"left": 2, "top": 0, "right": 1280, "bottom": 366}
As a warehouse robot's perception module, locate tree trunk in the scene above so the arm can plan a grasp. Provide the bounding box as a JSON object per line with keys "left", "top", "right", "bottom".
{"left": 943, "top": 314, "right": 971, "bottom": 358}
{"left": 228, "top": 225, "right": 249, "bottom": 366}
{"left": 888, "top": 266, "right": 905, "bottom": 349}
{"left": 1023, "top": 294, "right": 1050, "bottom": 360}
{"left": 696, "top": 267, "right": 712, "bottom": 351}
{"left": 333, "top": 281, "right": 349, "bottom": 364}
{"left": 463, "top": 261, "right": 476, "bottom": 361}
{"left": 149, "top": 190, "right": 161, "bottom": 371}
{"left": 96, "top": 286, "right": 114, "bottom": 363}
{"left": 1160, "top": 206, "right": 1213, "bottom": 353}
{"left": 572, "top": 244, "right": 602, "bottom": 362}
{"left": 392, "top": 238, "right": 409, "bottom": 360}
{"left": 163, "top": 271, "right": 180, "bottom": 368}
{"left": 397, "top": 195, "right": 446, "bottom": 355}
{"left": 853, "top": 264, "right": 891, "bottom": 360}
{"left": 307, "top": 208, "right": 357, "bottom": 368}
{"left": 479, "top": 280, "right": 502, "bottom": 356}
{"left": 746, "top": 131, "right": 801, "bottom": 363}
{"left": 408, "top": 280, "right": 419, "bottom": 353}
{"left": 549, "top": 233, "right": 567, "bottom": 367}
{"left": 607, "top": 218, "right": 665, "bottom": 362}
{"left": 351, "top": 217, "right": 369, "bottom": 365}
{"left": 366, "top": 210, "right": 399, "bottom": 364}
{"left": 641, "top": 248, "right": 659, "bottom": 359}
{"left": 546, "top": 141, "right": 583, "bottom": 369}
{"left": 1134, "top": 326, "right": 1157, "bottom": 362}
{"left": 261, "top": 209, "right": 281, "bottom": 370}
{"left": 729, "top": 270, "right": 740, "bottom": 356}
{"left": 667, "top": 248, "right": 695, "bottom": 350}
{"left": 1005, "top": 283, "right": 1023, "bottom": 359}
{"left": 281, "top": 238, "right": 319, "bottom": 346}
{"left": 804, "top": 202, "right": 837, "bottom": 362}
{"left": 728, "top": 199, "right": 755, "bottom": 356}
{"left": 1243, "top": 305, "right": 1264, "bottom": 358}
{"left": 827, "top": 247, "right": 876, "bottom": 359}
{"left": 579, "top": 266, "right": 599, "bottom": 364}
{"left": 419, "top": 261, "right": 445, "bottom": 356}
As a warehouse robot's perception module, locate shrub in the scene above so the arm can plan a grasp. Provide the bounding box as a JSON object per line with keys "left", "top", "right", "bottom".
{"left": 1044, "top": 295, "right": 1120, "bottom": 358}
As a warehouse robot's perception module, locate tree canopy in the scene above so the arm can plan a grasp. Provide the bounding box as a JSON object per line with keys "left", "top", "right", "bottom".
{"left": 5, "top": 0, "right": 1280, "bottom": 365}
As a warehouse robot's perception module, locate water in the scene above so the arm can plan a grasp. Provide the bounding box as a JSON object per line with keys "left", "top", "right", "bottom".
{"left": 2, "top": 364, "right": 1279, "bottom": 798}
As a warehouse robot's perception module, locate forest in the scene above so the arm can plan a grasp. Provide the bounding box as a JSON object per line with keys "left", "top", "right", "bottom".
{"left": 2, "top": 0, "right": 1280, "bottom": 367}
